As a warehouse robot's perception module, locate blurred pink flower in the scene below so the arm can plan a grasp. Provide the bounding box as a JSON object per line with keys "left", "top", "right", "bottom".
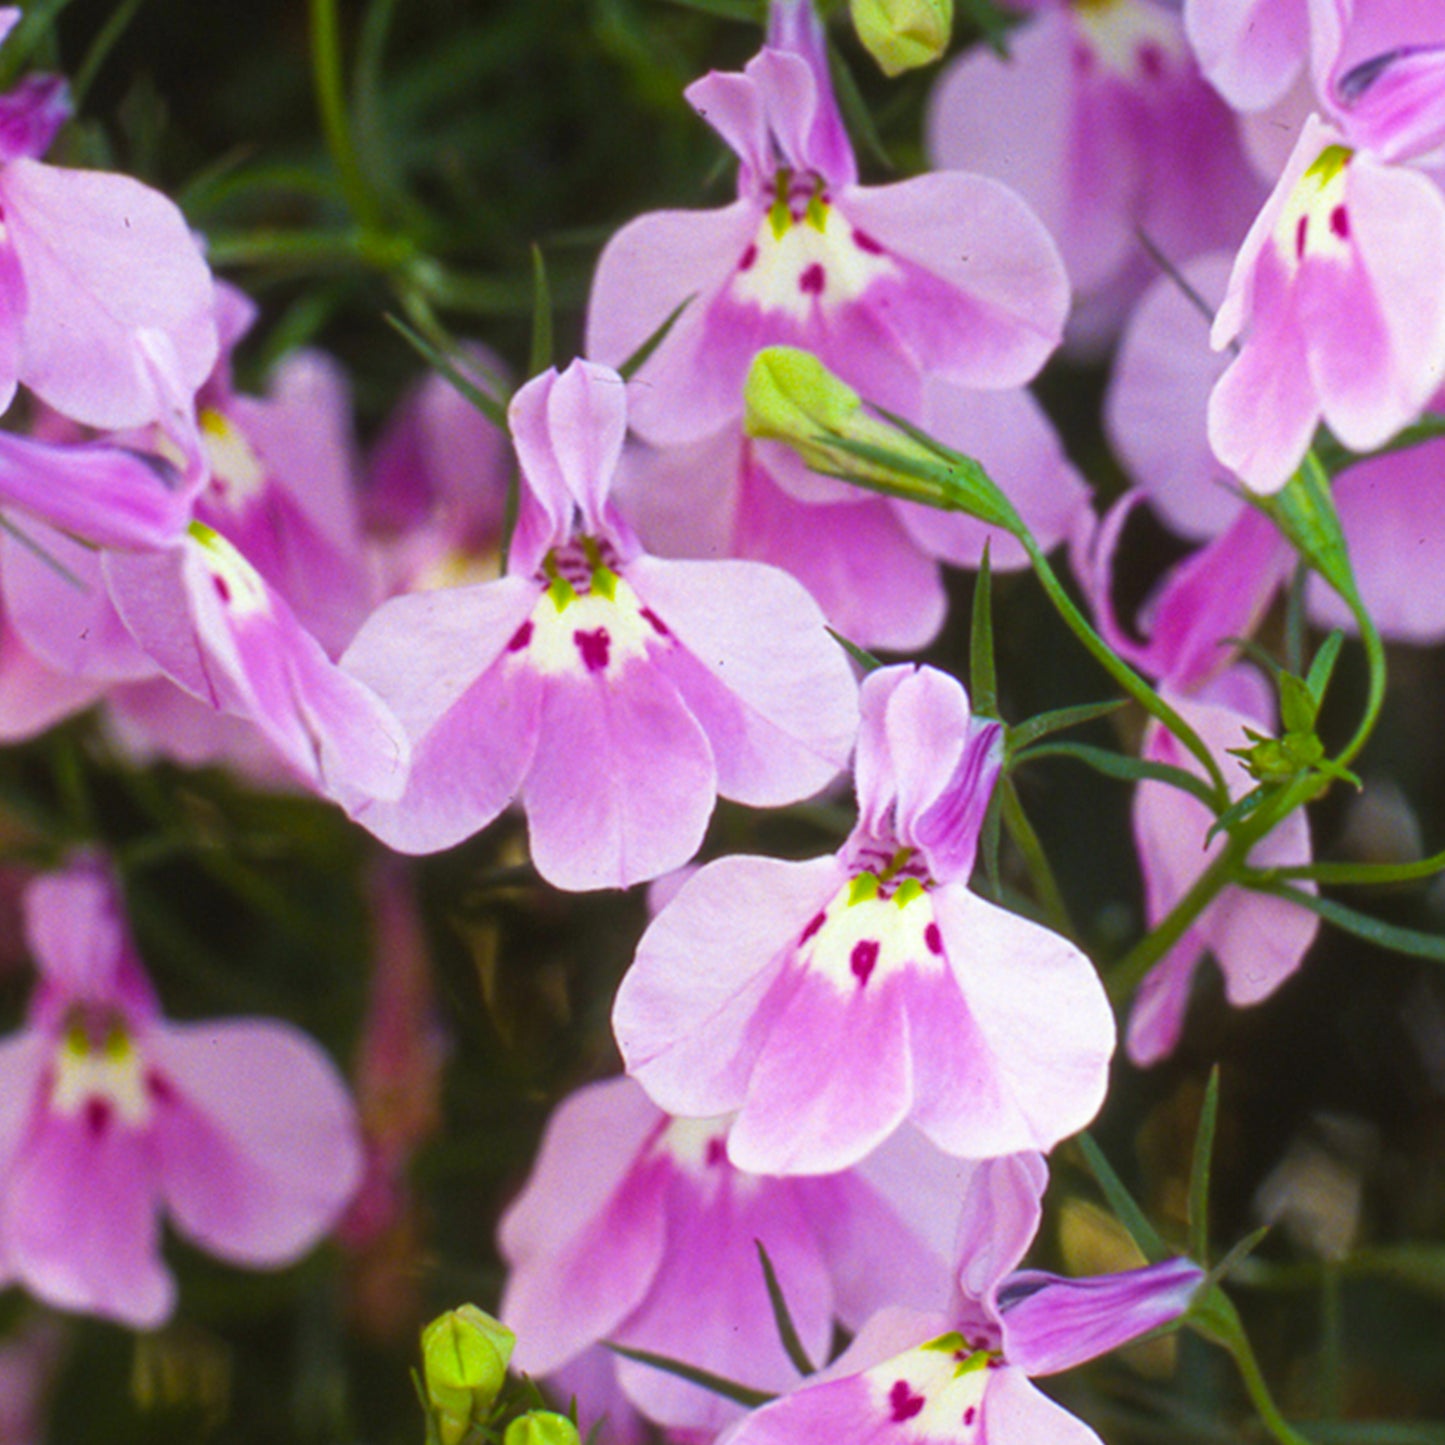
{"left": 0, "top": 855, "right": 363, "bottom": 1329}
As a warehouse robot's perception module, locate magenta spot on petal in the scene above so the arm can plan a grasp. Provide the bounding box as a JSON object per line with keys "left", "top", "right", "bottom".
{"left": 84, "top": 1097, "right": 111, "bottom": 1137}
{"left": 640, "top": 607, "right": 670, "bottom": 637}
{"left": 889, "top": 1380, "right": 925, "bottom": 1423}
{"left": 739, "top": 243, "right": 758, "bottom": 271}
{"left": 987, "top": 1357, "right": 1004, "bottom": 1369}
{"left": 1072, "top": 40, "right": 1094, "bottom": 75}
{"left": 507, "top": 619, "right": 534, "bottom": 653}
{"left": 1296, "top": 214, "right": 1308, "bottom": 259}
{"left": 851, "top": 938, "right": 880, "bottom": 986}
{"left": 964, "top": 1406, "right": 977, "bottom": 1426}
{"left": 574, "top": 627, "right": 611, "bottom": 672}
{"left": 799, "top": 262, "right": 825, "bottom": 295}
{"left": 925, "top": 922, "right": 943, "bottom": 955}
{"left": 852, "top": 228, "right": 883, "bottom": 255}
{"left": 146, "top": 1070, "right": 175, "bottom": 1104}
{"left": 706, "top": 1137, "right": 727, "bottom": 1167}
{"left": 1331, "top": 205, "right": 1350, "bottom": 239}
{"left": 799, "top": 911, "right": 827, "bottom": 946}
{"left": 213, "top": 573, "right": 231, "bottom": 604}
{"left": 1137, "top": 42, "right": 1165, "bottom": 80}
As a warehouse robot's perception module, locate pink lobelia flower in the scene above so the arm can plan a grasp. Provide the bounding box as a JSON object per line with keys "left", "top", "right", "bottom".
{"left": 340, "top": 359, "right": 858, "bottom": 890}
{"left": 587, "top": 0, "right": 1067, "bottom": 447}
{"left": 927, "top": 0, "right": 1262, "bottom": 345}
{"left": 1109, "top": 249, "right": 1445, "bottom": 645}
{"left": 613, "top": 663, "right": 1115, "bottom": 1175}
{"left": 0, "top": 855, "right": 364, "bottom": 1329}
{"left": 0, "top": 38, "right": 217, "bottom": 431}
{"left": 1184, "top": 0, "right": 1315, "bottom": 112}
{"left": 498, "top": 1074, "right": 979, "bottom": 1439}
{"left": 1208, "top": 113, "right": 1445, "bottom": 492}
{"left": 721, "top": 1151, "right": 1203, "bottom": 1445}
{"left": 1080, "top": 503, "right": 1318, "bottom": 1066}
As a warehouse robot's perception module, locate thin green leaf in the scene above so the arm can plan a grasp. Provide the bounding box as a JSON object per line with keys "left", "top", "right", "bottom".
{"left": 529, "top": 243, "right": 554, "bottom": 378}
{"left": 1284, "top": 561, "right": 1310, "bottom": 677}
{"left": 979, "top": 786, "right": 1003, "bottom": 904}
{"left": 1077, "top": 1133, "right": 1169, "bottom": 1264}
{"left": 1278, "top": 672, "right": 1318, "bottom": 736}
{"left": 618, "top": 295, "right": 694, "bottom": 381}
{"left": 826, "top": 627, "right": 882, "bottom": 673}
{"left": 754, "top": 1241, "right": 816, "bottom": 1377}
{"left": 1012, "top": 741, "right": 1220, "bottom": 811}
{"left": 654, "top": 0, "right": 762, "bottom": 18}
{"left": 827, "top": 35, "right": 893, "bottom": 172}
{"left": 1204, "top": 784, "right": 1269, "bottom": 843}
{"left": 1306, "top": 629, "right": 1346, "bottom": 705}
{"left": 1247, "top": 849, "right": 1445, "bottom": 887}
{"left": 1251, "top": 881, "right": 1445, "bottom": 962}
{"left": 0, "top": 0, "right": 76, "bottom": 88}
{"left": 1000, "top": 778, "right": 1075, "bottom": 941}
{"left": 970, "top": 543, "right": 998, "bottom": 720}
{"left": 1188, "top": 1067, "right": 1221, "bottom": 1265}
{"left": 1007, "top": 699, "right": 1126, "bottom": 754}
{"left": 69, "top": 0, "right": 148, "bottom": 107}
{"left": 959, "top": 0, "right": 1025, "bottom": 55}
{"left": 384, "top": 313, "right": 508, "bottom": 429}
{"left": 1304, "top": 1425, "right": 1445, "bottom": 1445}
{"left": 1198, "top": 1226, "right": 1270, "bottom": 1296}
{"left": 604, "top": 1344, "right": 775, "bottom": 1408}
{"left": 1135, "top": 227, "right": 1218, "bottom": 327}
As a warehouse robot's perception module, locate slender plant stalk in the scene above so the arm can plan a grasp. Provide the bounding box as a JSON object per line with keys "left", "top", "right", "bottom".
{"left": 308, "top": 0, "right": 384, "bottom": 229}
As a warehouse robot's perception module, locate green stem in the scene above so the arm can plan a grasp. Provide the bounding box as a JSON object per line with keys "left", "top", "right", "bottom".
{"left": 1021, "top": 535, "right": 1230, "bottom": 804}
{"left": 308, "top": 0, "right": 383, "bottom": 229}
{"left": 1334, "top": 585, "right": 1386, "bottom": 772}
{"left": 1107, "top": 773, "right": 1322, "bottom": 1002}
{"left": 1224, "top": 1324, "right": 1314, "bottom": 1445}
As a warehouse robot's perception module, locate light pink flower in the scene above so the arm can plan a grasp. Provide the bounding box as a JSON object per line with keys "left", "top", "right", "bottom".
{"left": 1109, "top": 249, "right": 1445, "bottom": 644}
{"left": 614, "top": 664, "right": 1114, "bottom": 1175}
{"left": 1209, "top": 114, "right": 1445, "bottom": 491}
{"left": 499, "top": 1075, "right": 977, "bottom": 1438}
{"left": 0, "top": 48, "right": 217, "bottom": 429}
{"left": 0, "top": 856, "right": 363, "bottom": 1329}
{"left": 588, "top": 0, "right": 1066, "bottom": 446}
{"left": 721, "top": 1152, "right": 1202, "bottom": 1445}
{"left": 341, "top": 359, "right": 858, "bottom": 890}
{"left": 1184, "top": 0, "right": 1315, "bottom": 111}
{"left": 927, "top": 0, "right": 1261, "bottom": 344}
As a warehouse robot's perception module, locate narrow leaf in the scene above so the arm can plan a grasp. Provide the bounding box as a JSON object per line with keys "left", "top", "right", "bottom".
{"left": 1187, "top": 1068, "right": 1221, "bottom": 1265}
{"left": 1248, "top": 849, "right": 1445, "bottom": 887}
{"left": 655, "top": 0, "right": 762, "bottom": 19}
{"left": 970, "top": 542, "right": 998, "bottom": 720}
{"left": 1204, "top": 784, "right": 1270, "bottom": 843}
{"left": 979, "top": 787, "right": 1003, "bottom": 904}
{"left": 755, "top": 1241, "right": 817, "bottom": 1377}
{"left": 1251, "top": 881, "right": 1445, "bottom": 962}
{"left": 1306, "top": 629, "right": 1346, "bottom": 705}
{"left": 827, "top": 35, "right": 893, "bottom": 172}
{"left": 826, "top": 626, "right": 883, "bottom": 673}
{"left": 618, "top": 295, "right": 694, "bottom": 381}
{"left": 1000, "top": 778, "right": 1075, "bottom": 941}
{"left": 384, "top": 313, "right": 508, "bottom": 428}
{"left": 1008, "top": 699, "right": 1127, "bottom": 754}
{"left": 1077, "top": 1133, "right": 1169, "bottom": 1264}
{"left": 1013, "top": 741, "right": 1220, "bottom": 811}
{"left": 529, "top": 243, "right": 554, "bottom": 378}
{"left": 1199, "top": 1225, "right": 1270, "bottom": 1296}
{"left": 604, "top": 1344, "right": 775, "bottom": 1408}
{"left": 70, "top": 0, "right": 148, "bottom": 106}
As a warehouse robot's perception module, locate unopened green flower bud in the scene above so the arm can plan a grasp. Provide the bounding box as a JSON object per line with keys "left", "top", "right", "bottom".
{"left": 852, "top": 0, "right": 952, "bottom": 75}
{"left": 504, "top": 1410, "right": 582, "bottom": 1445}
{"left": 744, "top": 347, "right": 1025, "bottom": 534}
{"left": 421, "top": 1305, "right": 516, "bottom": 1445}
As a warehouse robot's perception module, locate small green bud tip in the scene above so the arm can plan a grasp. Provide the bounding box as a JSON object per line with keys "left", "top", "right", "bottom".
{"left": 743, "top": 347, "right": 862, "bottom": 447}
{"left": 852, "top": 0, "right": 952, "bottom": 75}
{"left": 421, "top": 1305, "right": 515, "bottom": 1444}
{"left": 504, "top": 1411, "right": 583, "bottom": 1445}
